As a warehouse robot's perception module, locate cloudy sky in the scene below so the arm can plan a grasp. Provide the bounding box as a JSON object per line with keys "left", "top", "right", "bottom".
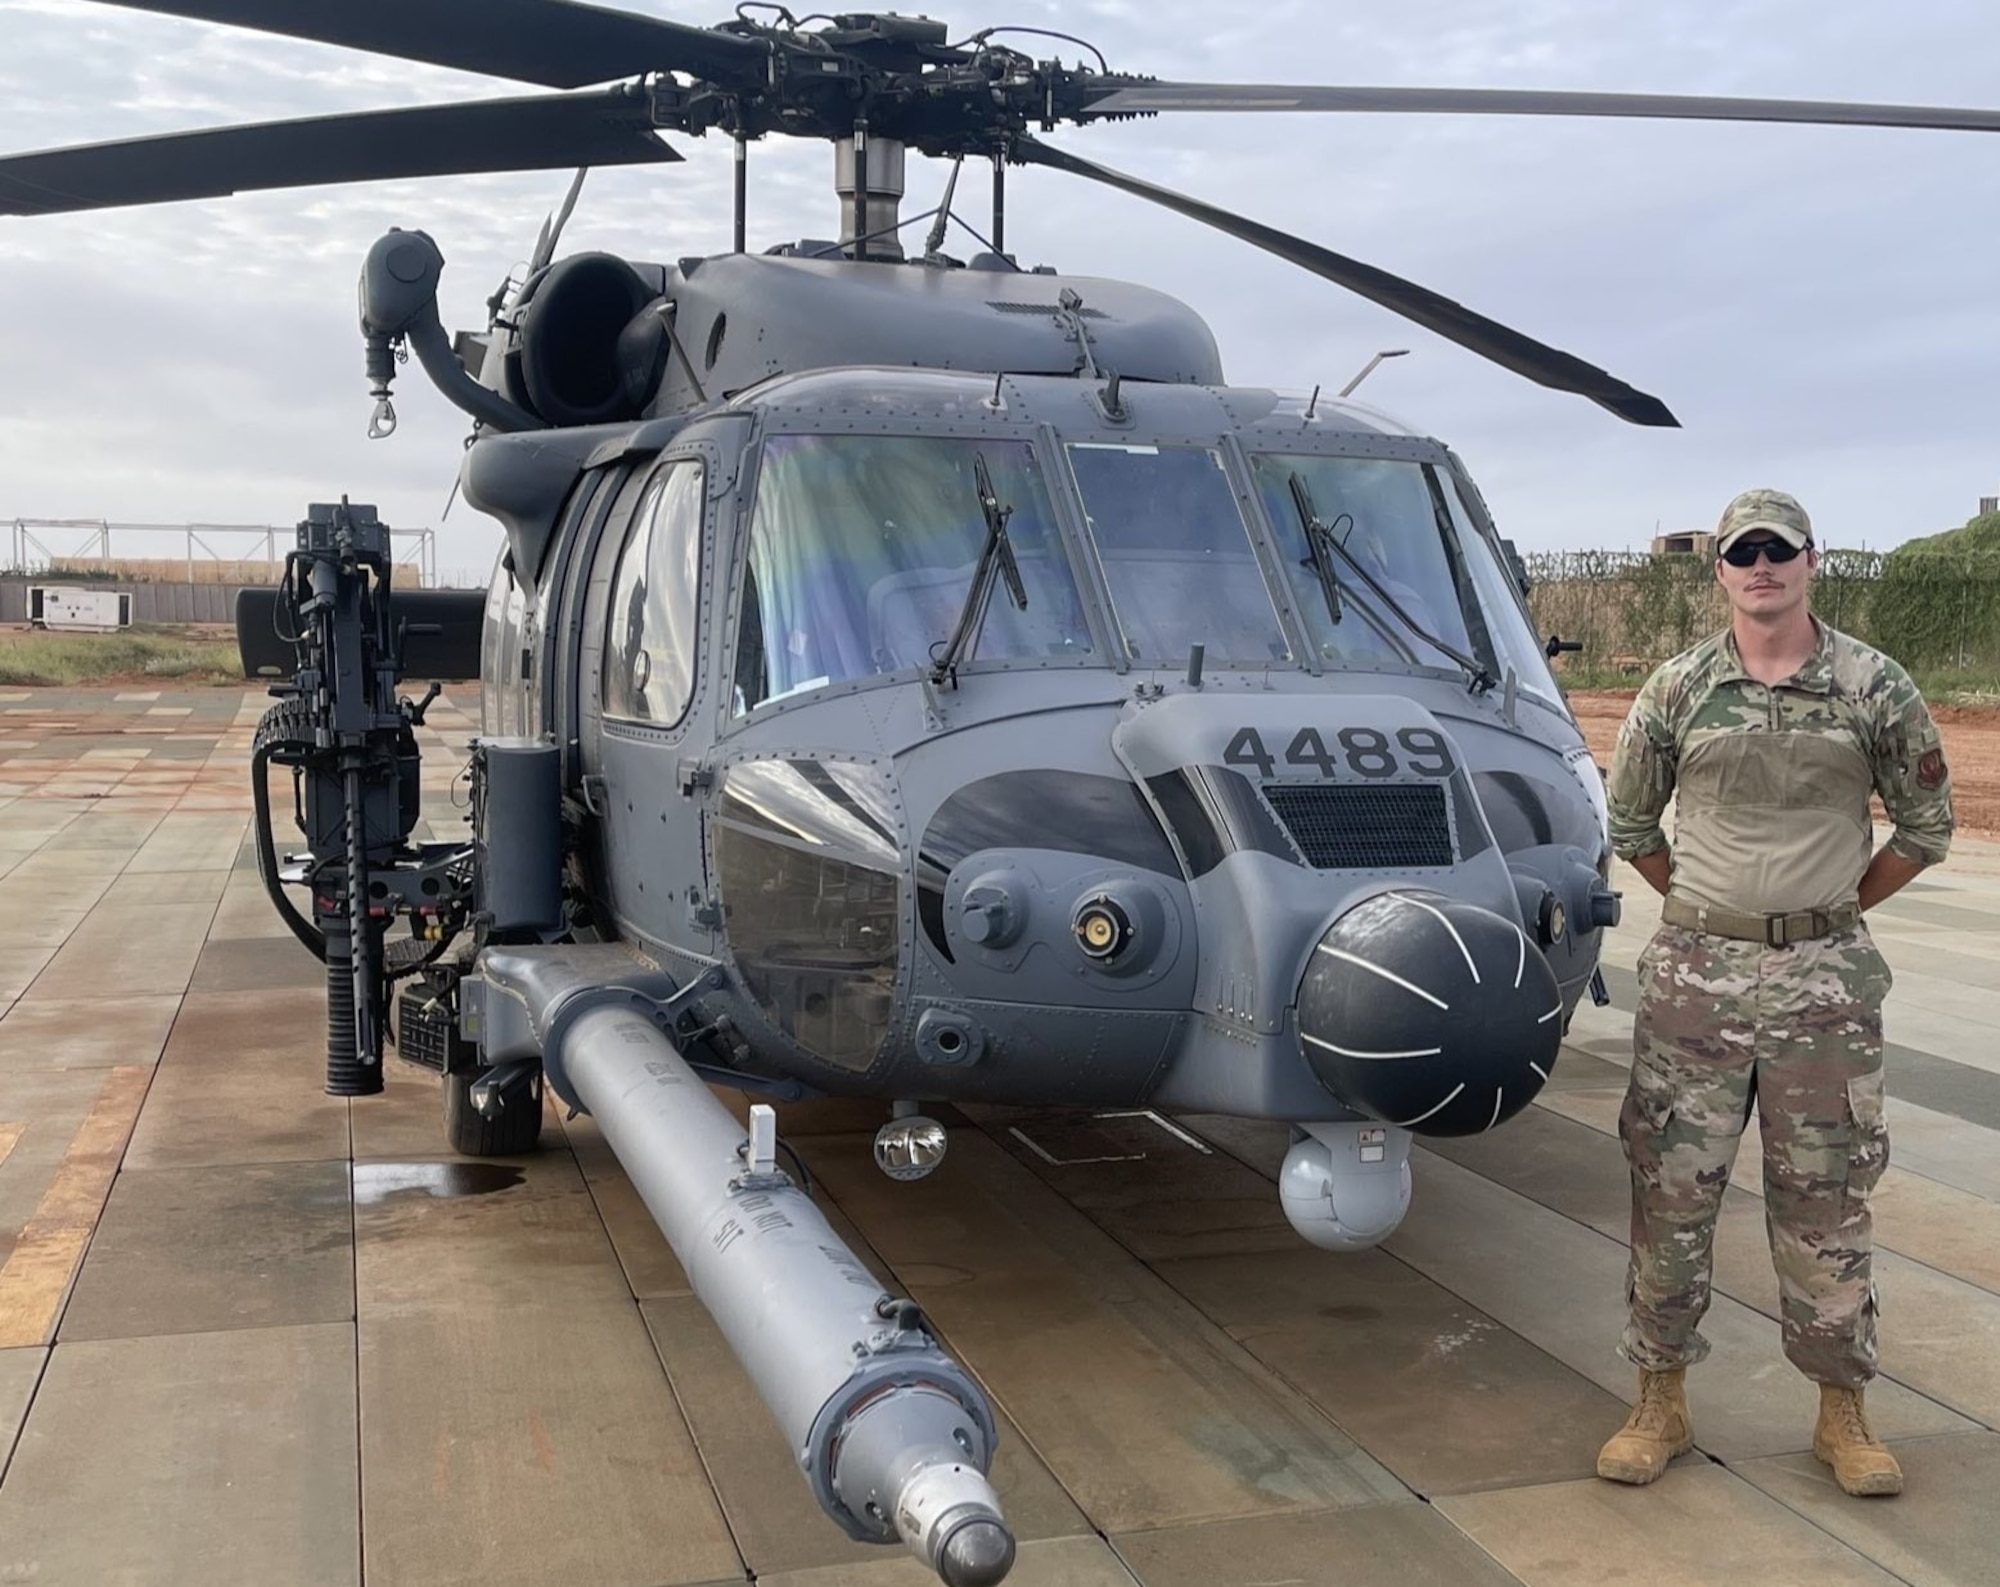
{"left": 2, "top": 0, "right": 1997, "bottom": 583}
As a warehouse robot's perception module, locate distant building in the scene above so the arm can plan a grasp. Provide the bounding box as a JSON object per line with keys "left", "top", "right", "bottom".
{"left": 1650, "top": 529, "right": 1716, "bottom": 557}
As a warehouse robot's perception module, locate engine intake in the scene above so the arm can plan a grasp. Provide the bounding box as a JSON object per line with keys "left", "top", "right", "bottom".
{"left": 516, "top": 251, "right": 660, "bottom": 425}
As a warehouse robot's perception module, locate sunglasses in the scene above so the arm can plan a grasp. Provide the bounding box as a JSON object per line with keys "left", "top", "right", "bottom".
{"left": 1719, "top": 538, "right": 1806, "bottom": 568}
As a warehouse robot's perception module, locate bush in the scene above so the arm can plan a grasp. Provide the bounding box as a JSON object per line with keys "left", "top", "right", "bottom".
{"left": 1526, "top": 519, "right": 2000, "bottom": 687}
{"left": 1865, "top": 514, "right": 2000, "bottom": 672}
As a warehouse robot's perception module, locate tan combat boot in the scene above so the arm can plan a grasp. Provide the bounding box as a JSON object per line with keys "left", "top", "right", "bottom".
{"left": 1813, "top": 1385, "right": 1903, "bottom": 1496}
{"left": 1597, "top": 1368, "right": 1695, "bottom": 1485}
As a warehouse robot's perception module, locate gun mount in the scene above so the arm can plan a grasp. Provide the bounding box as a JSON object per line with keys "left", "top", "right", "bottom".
{"left": 247, "top": 500, "right": 472, "bottom": 1095}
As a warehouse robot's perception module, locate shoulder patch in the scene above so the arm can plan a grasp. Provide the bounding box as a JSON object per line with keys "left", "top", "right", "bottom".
{"left": 1918, "top": 748, "right": 1948, "bottom": 790}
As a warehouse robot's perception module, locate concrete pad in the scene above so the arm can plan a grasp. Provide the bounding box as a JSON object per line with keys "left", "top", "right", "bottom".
{"left": 188, "top": 933, "right": 323, "bottom": 993}
{"left": 0, "top": 1066, "right": 151, "bottom": 1349}
{"left": 799, "top": 1128, "right": 1407, "bottom": 1533}
{"left": 759, "top": 1535, "right": 1136, "bottom": 1587}
{"left": 1379, "top": 1153, "right": 1971, "bottom": 1460}
{"left": 58, "top": 1160, "right": 353, "bottom": 1341}
{"left": 0, "top": 1068, "right": 115, "bottom": 1247}
{"left": 0, "top": 994, "right": 182, "bottom": 1071}
{"left": 98, "top": 867, "right": 227, "bottom": 910}
{"left": 124, "top": 990, "right": 349, "bottom": 1170}
{"left": 0, "top": 1344, "right": 42, "bottom": 1472}
{"left": 643, "top": 1293, "right": 1088, "bottom": 1577}
{"left": 0, "top": 905, "right": 103, "bottom": 952}
{"left": 1535, "top": 1081, "right": 2000, "bottom": 1299}
{"left": 357, "top": 1162, "right": 738, "bottom": 1587}
{"left": 1112, "top": 1500, "right": 1523, "bottom": 1587}
{"left": 208, "top": 879, "right": 303, "bottom": 940}
{"left": 1158, "top": 1244, "right": 1631, "bottom": 1495}
{"left": 0, "top": 847, "right": 128, "bottom": 884}
{"left": 0, "top": 1323, "right": 358, "bottom": 1587}
{"left": 31, "top": 897, "right": 216, "bottom": 999}
{"left": 1437, "top": 1463, "right": 1899, "bottom": 1586}
{"left": 569, "top": 1110, "right": 694, "bottom": 1299}
{"left": 0, "top": 942, "right": 58, "bottom": 1006}
{"left": 353, "top": 1152, "right": 630, "bottom": 1320}
{"left": 1425, "top": 1104, "right": 2000, "bottom": 1428}
{"left": 124, "top": 813, "right": 247, "bottom": 874}
{"left": 1737, "top": 1431, "right": 2000, "bottom": 1586}
{"left": 1542, "top": 1007, "right": 2000, "bottom": 1204}
{"left": 1869, "top": 1170, "right": 2000, "bottom": 1297}
{"left": 0, "top": 903, "right": 114, "bottom": 964}
{"left": 978, "top": 1105, "right": 1306, "bottom": 1263}
{"left": 41, "top": 813, "right": 162, "bottom": 851}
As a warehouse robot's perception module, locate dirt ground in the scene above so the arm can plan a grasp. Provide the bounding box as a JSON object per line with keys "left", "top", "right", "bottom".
{"left": 1569, "top": 691, "right": 2000, "bottom": 839}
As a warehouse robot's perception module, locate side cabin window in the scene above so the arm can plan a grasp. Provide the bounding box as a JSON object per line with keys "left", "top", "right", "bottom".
{"left": 480, "top": 549, "right": 530, "bottom": 737}
{"left": 732, "top": 434, "right": 1089, "bottom": 715}
{"left": 603, "top": 460, "right": 705, "bottom": 727}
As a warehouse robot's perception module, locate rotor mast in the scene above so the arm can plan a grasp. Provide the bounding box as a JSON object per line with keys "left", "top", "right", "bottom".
{"left": 835, "top": 132, "right": 907, "bottom": 260}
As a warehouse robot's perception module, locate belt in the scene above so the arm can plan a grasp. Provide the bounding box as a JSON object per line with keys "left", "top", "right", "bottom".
{"left": 1660, "top": 897, "right": 1860, "bottom": 947}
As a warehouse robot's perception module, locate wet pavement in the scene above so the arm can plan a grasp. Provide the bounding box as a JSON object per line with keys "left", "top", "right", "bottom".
{"left": 1, "top": 687, "right": 1998, "bottom": 1584}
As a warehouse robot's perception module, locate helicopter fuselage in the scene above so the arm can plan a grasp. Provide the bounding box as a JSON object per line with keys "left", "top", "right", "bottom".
{"left": 467, "top": 318, "right": 1616, "bottom": 1159}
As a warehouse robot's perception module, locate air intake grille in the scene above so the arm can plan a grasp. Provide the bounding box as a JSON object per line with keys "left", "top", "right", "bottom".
{"left": 1262, "top": 782, "right": 1454, "bottom": 870}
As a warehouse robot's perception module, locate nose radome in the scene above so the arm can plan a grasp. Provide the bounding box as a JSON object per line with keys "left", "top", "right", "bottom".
{"left": 1296, "top": 890, "right": 1562, "bottom": 1137}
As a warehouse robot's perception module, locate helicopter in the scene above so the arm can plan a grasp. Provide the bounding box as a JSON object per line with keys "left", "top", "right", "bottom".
{"left": 8, "top": 4, "right": 2000, "bottom": 1583}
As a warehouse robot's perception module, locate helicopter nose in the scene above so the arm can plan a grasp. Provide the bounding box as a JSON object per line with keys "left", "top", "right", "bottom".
{"left": 1296, "top": 890, "right": 1561, "bottom": 1136}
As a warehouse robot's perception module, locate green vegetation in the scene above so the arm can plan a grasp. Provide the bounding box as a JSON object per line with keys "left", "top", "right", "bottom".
{"left": 1528, "top": 511, "right": 2000, "bottom": 700}
{"left": 1866, "top": 513, "right": 2000, "bottom": 675}
{"left": 0, "top": 624, "right": 244, "bottom": 687}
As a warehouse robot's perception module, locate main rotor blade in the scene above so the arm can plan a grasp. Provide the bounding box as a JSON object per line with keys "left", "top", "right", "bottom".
{"left": 0, "top": 93, "right": 678, "bottom": 216}
{"left": 91, "top": 0, "right": 768, "bottom": 90}
{"left": 1012, "top": 138, "right": 1676, "bottom": 428}
{"left": 1085, "top": 82, "right": 2000, "bottom": 135}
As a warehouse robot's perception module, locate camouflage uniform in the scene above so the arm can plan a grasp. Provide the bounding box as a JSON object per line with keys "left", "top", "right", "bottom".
{"left": 1606, "top": 620, "right": 1953, "bottom": 1389}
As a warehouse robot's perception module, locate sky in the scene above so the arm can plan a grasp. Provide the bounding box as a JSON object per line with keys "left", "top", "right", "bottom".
{"left": 2, "top": 0, "right": 1997, "bottom": 584}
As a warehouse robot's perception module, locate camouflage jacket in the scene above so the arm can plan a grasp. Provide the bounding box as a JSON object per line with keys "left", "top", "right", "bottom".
{"left": 1607, "top": 621, "right": 1953, "bottom": 913}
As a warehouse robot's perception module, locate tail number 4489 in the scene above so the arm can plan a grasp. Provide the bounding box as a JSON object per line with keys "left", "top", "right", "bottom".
{"left": 1222, "top": 725, "right": 1456, "bottom": 780}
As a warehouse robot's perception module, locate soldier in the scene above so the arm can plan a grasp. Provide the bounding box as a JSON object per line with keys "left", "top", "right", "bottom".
{"left": 1598, "top": 488, "right": 1953, "bottom": 1497}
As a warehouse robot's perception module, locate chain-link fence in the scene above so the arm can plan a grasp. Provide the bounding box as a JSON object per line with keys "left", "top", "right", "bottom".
{"left": 1525, "top": 549, "right": 2000, "bottom": 679}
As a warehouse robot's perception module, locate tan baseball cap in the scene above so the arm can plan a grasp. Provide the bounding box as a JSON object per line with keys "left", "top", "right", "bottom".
{"left": 1716, "top": 488, "right": 1813, "bottom": 553}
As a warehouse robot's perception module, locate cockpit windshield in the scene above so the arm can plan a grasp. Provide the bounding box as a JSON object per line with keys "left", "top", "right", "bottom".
{"left": 734, "top": 434, "right": 1090, "bottom": 713}
{"left": 1248, "top": 454, "right": 1478, "bottom": 674}
{"left": 1066, "top": 443, "right": 1290, "bottom": 665}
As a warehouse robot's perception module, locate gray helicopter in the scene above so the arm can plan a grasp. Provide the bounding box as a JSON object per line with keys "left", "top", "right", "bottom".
{"left": 9, "top": 5, "right": 1999, "bottom": 1582}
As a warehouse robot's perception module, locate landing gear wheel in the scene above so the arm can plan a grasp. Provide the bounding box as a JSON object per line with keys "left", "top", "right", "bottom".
{"left": 443, "top": 1065, "right": 545, "bottom": 1156}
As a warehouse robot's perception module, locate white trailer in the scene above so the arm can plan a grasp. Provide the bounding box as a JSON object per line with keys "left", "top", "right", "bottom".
{"left": 28, "top": 585, "right": 132, "bottom": 633}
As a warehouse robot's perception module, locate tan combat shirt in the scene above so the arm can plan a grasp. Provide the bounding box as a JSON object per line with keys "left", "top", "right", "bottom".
{"left": 1606, "top": 621, "right": 1953, "bottom": 915}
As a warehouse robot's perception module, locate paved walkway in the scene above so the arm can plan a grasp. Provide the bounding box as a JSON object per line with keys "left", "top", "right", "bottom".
{"left": 1, "top": 687, "right": 1996, "bottom": 1585}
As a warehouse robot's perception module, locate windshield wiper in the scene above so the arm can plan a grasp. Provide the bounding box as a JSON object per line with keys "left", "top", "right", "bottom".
{"left": 1286, "top": 470, "right": 1497, "bottom": 693}
{"left": 1288, "top": 473, "right": 1346, "bottom": 626}
{"left": 931, "top": 451, "right": 1028, "bottom": 687}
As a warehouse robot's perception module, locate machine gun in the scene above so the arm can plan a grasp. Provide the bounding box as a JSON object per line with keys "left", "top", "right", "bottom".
{"left": 244, "top": 501, "right": 474, "bottom": 1096}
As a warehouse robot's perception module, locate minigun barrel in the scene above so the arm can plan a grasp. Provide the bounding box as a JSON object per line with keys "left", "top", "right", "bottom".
{"left": 560, "top": 1004, "right": 1015, "bottom": 1587}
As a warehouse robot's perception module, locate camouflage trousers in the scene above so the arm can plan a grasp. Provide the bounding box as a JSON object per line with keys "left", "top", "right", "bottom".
{"left": 1619, "top": 921, "right": 1892, "bottom": 1389}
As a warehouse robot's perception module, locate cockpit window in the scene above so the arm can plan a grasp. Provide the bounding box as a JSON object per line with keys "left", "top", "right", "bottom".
{"left": 734, "top": 434, "right": 1090, "bottom": 714}
{"left": 1249, "top": 454, "right": 1484, "bottom": 674}
{"left": 1434, "top": 468, "right": 1564, "bottom": 706}
{"left": 1065, "top": 443, "right": 1289, "bottom": 664}
{"left": 605, "top": 460, "right": 704, "bottom": 727}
